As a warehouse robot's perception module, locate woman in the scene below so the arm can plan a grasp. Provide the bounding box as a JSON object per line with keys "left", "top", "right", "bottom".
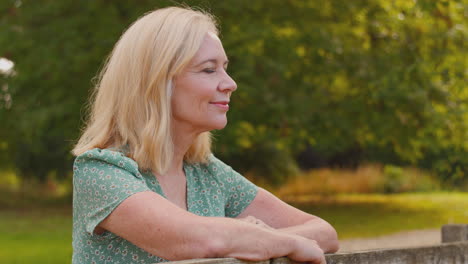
{"left": 72, "top": 6, "right": 338, "bottom": 264}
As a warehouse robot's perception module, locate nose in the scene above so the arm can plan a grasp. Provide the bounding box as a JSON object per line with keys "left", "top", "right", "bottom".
{"left": 218, "top": 70, "right": 237, "bottom": 93}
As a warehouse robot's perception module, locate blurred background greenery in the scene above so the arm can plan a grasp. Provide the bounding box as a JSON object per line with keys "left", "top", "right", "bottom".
{"left": 0, "top": 0, "right": 466, "bottom": 263}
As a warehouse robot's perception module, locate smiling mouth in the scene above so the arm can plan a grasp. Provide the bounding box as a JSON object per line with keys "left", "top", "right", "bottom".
{"left": 210, "top": 101, "right": 230, "bottom": 110}
{"left": 210, "top": 101, "right": 229, "bottom": 105}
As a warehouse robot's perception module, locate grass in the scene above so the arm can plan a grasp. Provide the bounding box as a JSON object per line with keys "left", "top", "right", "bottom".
{"left": 0, "top": 207, "right": 72, "bottom": 264}
{"left": 288, "top": 192, "right": 468, "bottom": 239}
{"left": 0, "top": 192, "right": 467, "bottom": 263}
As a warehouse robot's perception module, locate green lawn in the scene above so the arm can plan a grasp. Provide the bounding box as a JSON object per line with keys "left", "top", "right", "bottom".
{"left": 0, "top": 208, "right": 72, "bottom": 264}
{"left": 289, "top": 192, "right": 468, "bottom": 239}
{"left": 0, "top": 192, "right": 467, "bottom": 263}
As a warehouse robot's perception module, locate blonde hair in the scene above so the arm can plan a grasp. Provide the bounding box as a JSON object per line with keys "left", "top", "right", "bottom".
{"left": 73, "top": 7, "right": 217, "bottom": 174}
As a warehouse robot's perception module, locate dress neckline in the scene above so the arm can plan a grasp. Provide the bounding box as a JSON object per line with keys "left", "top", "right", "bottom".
{"left": 144, "top": 163, "right": 192, "bottom": 212}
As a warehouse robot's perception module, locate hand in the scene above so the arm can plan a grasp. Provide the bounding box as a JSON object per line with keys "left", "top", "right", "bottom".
{"left": 239, "top": 216, "right": 325, "bottom": 263}
{"left": 288, "top": 235, "right": 326, "bottom": 264}
{"left": 238, "top": 215, "right": 274, "bottom": 230}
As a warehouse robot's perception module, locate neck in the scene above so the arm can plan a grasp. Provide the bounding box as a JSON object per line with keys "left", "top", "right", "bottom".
{"left": 165, "top": 121, "right": 200, "bottom": 177}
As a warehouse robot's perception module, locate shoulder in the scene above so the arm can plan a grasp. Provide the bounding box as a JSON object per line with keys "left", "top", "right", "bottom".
{"left": 196, "top": 154, "right": 250, "bottom": 185}
{"left": 194, "top": 154, "right": 235, "bottom": 177}
{"left": 206, "top": 154, "right": 232, "bottom": 171}
{"left": 73, "top": 148, "right": 140, "bottom": 176}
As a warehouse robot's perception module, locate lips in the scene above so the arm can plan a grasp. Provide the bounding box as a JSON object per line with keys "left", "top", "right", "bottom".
{"left": 209, "top": 101, "right": 230, "bottom": 110}
{"left": 210, "top": 101, "right": 229, "bottom": 105}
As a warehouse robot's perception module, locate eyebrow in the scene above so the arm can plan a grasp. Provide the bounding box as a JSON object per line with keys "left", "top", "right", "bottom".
{"left": 193, "top": 59, "right": 229, "bottom": 67}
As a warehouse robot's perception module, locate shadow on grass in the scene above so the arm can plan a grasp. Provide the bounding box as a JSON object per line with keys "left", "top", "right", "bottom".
{"left": 0, "top": 186, "right": 71, "bottom": 210}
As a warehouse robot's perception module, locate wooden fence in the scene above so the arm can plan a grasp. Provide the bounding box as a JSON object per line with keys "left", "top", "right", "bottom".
{"left": 166, "top": 224, "right": 468, "bottom": 264}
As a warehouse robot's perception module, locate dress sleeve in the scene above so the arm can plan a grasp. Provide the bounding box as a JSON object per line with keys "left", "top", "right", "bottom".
{"left": 73, "top": 148, "right": 151, "bottom": 235}
{"left": 207, "top": 155, "right": 258, "bottom": 218}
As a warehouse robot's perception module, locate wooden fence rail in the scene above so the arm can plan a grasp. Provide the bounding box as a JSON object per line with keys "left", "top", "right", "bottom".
{"left": 165, "top": 224, "right": 468, "bottom": 264}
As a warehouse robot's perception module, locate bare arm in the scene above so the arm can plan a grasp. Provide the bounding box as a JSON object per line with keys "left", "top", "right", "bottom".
{"left": 98, "top": 191, "right": 325, "bottom": 263}
{"left": 237, "top": 188, "right": 339, "bottom": 253}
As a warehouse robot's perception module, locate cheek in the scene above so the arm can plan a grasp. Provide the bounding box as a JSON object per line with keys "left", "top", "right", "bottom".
{"left": 186, "top": 83, "right": 216, "bottom": 108}
{"left": 172, "top": 86, "right": 212, "bottom": 118}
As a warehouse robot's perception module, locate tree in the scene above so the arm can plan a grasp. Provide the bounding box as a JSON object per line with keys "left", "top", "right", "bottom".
{"left": 1, "top": 0, "right": 466, "bottom": 185}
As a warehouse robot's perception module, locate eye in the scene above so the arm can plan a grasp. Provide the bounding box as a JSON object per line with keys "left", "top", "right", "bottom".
{"left": 202, "top": 68, "right": 216, "bottom": 74}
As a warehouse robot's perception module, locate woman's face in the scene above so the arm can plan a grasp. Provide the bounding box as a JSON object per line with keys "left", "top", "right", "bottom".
{"left": 172, "top": 32, "right": 237, "bottom": 133}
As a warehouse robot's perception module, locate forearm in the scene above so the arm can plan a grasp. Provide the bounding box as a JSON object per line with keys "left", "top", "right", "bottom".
{"left": 99, "top": 193, "right": 298, "bottom": 261}
{"left": 278, "top": 218, "right": 339, "bottom": 253}
{"left": 177, "top": 216, "right": 325, "bottom": 263}
{"left": 140, "top": 215, "right": 300, "bottom": 261}
{"left": 100, "top": 192, "right": 324, "bottom": 262}
{"left": 201, "top": 217, "right": 300, "bottom": 261}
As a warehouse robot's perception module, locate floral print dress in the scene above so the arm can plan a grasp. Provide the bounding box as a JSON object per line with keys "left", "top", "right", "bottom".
{"left": 72, "top": 148, "right": 258, "bottom": 264}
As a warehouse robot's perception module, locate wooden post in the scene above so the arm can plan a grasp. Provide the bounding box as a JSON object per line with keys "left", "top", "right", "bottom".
{"left": 442, "top": 224, "right": 468, "bottom": 243}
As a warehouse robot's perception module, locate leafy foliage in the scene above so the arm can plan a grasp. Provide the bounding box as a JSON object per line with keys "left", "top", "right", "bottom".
{"left": 0, "top": 0, "right": 466, "bottom": 185}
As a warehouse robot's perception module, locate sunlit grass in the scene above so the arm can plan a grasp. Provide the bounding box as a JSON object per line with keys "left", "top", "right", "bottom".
{"left": 288, "top": 192, "right": 468, "bottom": 239}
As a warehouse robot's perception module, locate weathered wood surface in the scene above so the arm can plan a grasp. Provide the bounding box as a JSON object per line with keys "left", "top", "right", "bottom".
{"left": 325, "top": 241, "right": 468, "bottom": 264}
{"left": 442, "top": 224, "right": 468, "bottom": 243}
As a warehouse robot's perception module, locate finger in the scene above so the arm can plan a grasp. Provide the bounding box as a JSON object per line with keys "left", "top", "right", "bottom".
{"left": 256, "top": 219, "right": 274, "bottom": 230}
{"left": 321, "top": 255, "right": 327, "bottom": 264}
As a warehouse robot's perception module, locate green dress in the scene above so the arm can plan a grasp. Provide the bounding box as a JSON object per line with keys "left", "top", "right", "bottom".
{"left": 72, "top": 148, "right": 258, "bottom": 264}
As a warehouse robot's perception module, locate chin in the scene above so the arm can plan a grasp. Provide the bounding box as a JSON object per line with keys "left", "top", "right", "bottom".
{"left": 211, "top": 123, "right": 227, "bottom": 131}
{"left": 207, "top": 118, "right": 228, "bottom": 131}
